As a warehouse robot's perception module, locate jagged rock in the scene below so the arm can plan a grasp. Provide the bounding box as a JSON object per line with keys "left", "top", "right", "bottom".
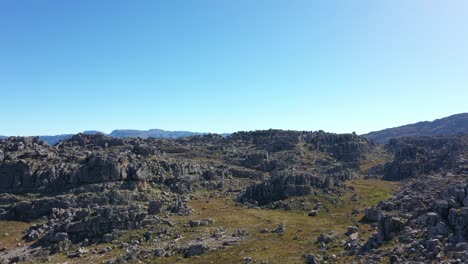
{"left": 185, "top": 244, "right": 207, "bottom": 258}
{"left": 384, "top": 135, "right": 467, "bottom": 180}
{"left": 420, "top": 212, "right": 439, "bottom": 226}
{"left": 240, "top": 169, "right": 348, "bottom": 205}
{"left": 52, "top": 232, "right": 68, "bottom": 242}
{"left": 346, "top": 226, "right": 359, "bottom": 236}
{"left": 317, "top": 232, "right": 339, "bottom": 244}
{"left": 308, "top": 210, "right": 318, "bottom": 217}
{"left": 243, "top": 257, "right": 252, "bottom": 264}
{"left": 57, "top": 239, "right": 71, "bottom": 252}
{"left": 305, "top": 253, "right": 320, "bottom": 264}
{"left": 148, "top": 200, "right": 163, "bottom": 215}
{"left": 102, "top": 234, "right": 114, "bottom": 243}
{"left": 274, "top": 223, "right": 286, "bottom": 234}
{"left": 153, "top": 248, "right": 164, "bottom": 257}
{"left": 426, "top": 239, "right": 441, "bottom": 253}
{"left": 188, "top": 218, "right": 214, "bottom": 227}
{"left": 365, "top": 207, "right": 381, "bottom": 221}
{"left": 349, "top": 232, "right": 359, "bottom": 241}
{"left": 377, "top": 216, "right": 405, "bottom": 242}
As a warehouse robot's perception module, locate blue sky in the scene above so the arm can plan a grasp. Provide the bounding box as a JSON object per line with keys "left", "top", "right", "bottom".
{"left": 1, "top": 0, "right": 466, "bottom": 136}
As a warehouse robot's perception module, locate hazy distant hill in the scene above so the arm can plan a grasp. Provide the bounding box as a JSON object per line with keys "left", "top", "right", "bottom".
{"left": 362, "top": 113, "right": 468, "bottom": 143}
{"left": 0, "top": 129, "right": 208, "bottom": 145}
{"left": 109, "top": 129, "right": 206, "bottom": 139}
{"left": 39, "top": 134, "right": 75, "bottom": 145}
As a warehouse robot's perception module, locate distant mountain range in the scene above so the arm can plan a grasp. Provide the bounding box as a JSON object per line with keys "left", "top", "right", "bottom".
{"left": 0, "top": 129, "right": 210, "bottom": 145}
{"left": 362, "top": 113, "right": 468, "bottom": 143}
{"left": 2, "top": 113, "right": 467, "bottom": 145}
{"left": 108, "top": 129, "right": 206, "bottom": 139}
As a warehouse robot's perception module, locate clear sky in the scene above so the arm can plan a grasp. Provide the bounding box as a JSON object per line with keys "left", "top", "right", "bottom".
{"left": 1, "top": 0, "right": 467, "bottom": 136}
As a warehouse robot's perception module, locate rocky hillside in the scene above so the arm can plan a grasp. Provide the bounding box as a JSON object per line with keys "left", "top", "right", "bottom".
{"left": 0, "top": 130, "right": 379, "bottom": 263}
{"left": 384, "top": 134, "right": 468, "bottom": 180}
{"left": 362, "top": 113, "right": 468, "bottom": 143}
{"left": 0, "top": 129, "right": 467, "bottom": 263}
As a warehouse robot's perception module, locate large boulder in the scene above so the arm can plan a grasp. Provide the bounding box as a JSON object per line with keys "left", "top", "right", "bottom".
{"left": 377, "top": 216, "right": 406, "bottom": 242}
{"left": 185, "top": 244, "right": 208, "bottom": 258}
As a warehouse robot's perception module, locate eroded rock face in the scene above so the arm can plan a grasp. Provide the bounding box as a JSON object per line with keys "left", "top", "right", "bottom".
{"left": 377, "top": 216, "right": 405, "bottom": 242}
{"left": 240, "top": 169, "right": 357, "bottom": 205}
{"left": 384, "top": 135, "right": 467, "bottom": 180}
{"left": 42, "top": 204, "right": 151, "bottom": 243}
{"left": 304, "top": 131, "right": 372, "bottom": 162}
{"left": 240, "top": 171, "right": 316, "bottom": 205}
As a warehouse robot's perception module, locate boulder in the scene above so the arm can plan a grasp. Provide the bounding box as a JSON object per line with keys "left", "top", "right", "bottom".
{"left": 148, "top": 200, "right": 163, "bottom": 215}
{"left": 377, "top": 216, "right": 405, "bottom": 242}
{"left": 365, "top": 207, "right": 381, "bottom": 221}
{"left": 308, "top": 210, "right": 318, "bottom": 217}
{"left": 305, "top": 253, "right": 320, "bottom": 264}
{"left": 345, "top": 226, "right": 359, "bottom": 236}
{"left": 185, "top": 244, "right": 207, "bottom": 258}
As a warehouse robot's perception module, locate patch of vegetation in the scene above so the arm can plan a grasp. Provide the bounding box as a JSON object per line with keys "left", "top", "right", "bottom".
{"left": 2, "top": 179, "right": 398, "bottom": 264}
{"left": 0, "top": 221, "right": 31, "bottom": 249}
{"left": 163, "top": 179, "right": 399, "bottom": 263}
{"left": 359, "top": 145, "right": 393, "bottom": 172}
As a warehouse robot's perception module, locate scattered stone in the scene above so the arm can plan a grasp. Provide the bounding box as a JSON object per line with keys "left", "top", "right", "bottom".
{"left": 308, "top": 210, "right": 318, "bottom": 217}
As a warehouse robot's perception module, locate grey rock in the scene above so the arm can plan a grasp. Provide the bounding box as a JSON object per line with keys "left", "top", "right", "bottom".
{"left": 154, "top": 248, "right": 165, "bottom": 257}
{"left": 349, "top": 232, "right": 359, "bottom": 241}
{"left": 345, "top": 226, "right": 359, "bottom": 236}
{"left": 377, "top": 216, "right": 405, "bottom": 242}
{"left": 308, "top": 210, "right": 318, "bottom": 217}
{"left": 52, "top": 232, "right": 68, "bottom": 242}
{"left": 318, "top": 232, "right": 339, "bottom": 244}
{"left": 365, "top": 207, "right": 381, "bottom": 221}
{"left": 185, "top": 244, "right": 207, "bottom": 258}
{"left": 148, "top": 200, "right": 163, "bottom": 215}
{"left": 305, "top": 253, "right": 320, "bottom": 264}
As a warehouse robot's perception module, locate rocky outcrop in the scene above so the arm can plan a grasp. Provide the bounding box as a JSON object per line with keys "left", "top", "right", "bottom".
{"left": 358, "top": 174, "right": 468, "bottom": 262}
{"left": 239, "top": 169, "right": 354, "bottom": 205}
{"left": 384, "top": 135, "right": 467, "bottom": 180}
{"left": 304, "top": 131, "right": 372, "bottom": 162}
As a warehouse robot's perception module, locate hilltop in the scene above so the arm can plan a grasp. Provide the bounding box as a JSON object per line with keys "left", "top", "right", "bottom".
{"left": 362, "top": 113, "right": 468, "bottom": 143}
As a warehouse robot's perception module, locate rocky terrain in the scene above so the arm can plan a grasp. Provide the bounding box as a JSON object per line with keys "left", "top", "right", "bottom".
{"left": 362, "top": 113, "right": 468, "bottom": 143}
{"left": 0, "top": 129, "right": 466, "bottom": 263}
{"left": 0, "top": 128, "right": 212, "bottom": 146}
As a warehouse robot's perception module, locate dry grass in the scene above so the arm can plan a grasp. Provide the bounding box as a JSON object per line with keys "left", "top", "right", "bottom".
{"left": 359, "top": 145, "right": 393, "bottom": 173}
{"left": 0, "top": 221, "right": 31, "bottom": 249}
{"left": 3, "top": 179, "right": 398, "bottom": 264}
{"left": 163, "top": 179, "right": 399, "bottom": 264}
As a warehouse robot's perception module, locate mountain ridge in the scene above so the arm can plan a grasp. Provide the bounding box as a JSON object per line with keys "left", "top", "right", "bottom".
{"left": 362, "top": 113, "right": 468, "bottom": 143}
{"left": 2, "top": 113, "right": 467, "bottom": 145}
{"left": 0, "top": 129, "right": 211, "bottom": 145}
